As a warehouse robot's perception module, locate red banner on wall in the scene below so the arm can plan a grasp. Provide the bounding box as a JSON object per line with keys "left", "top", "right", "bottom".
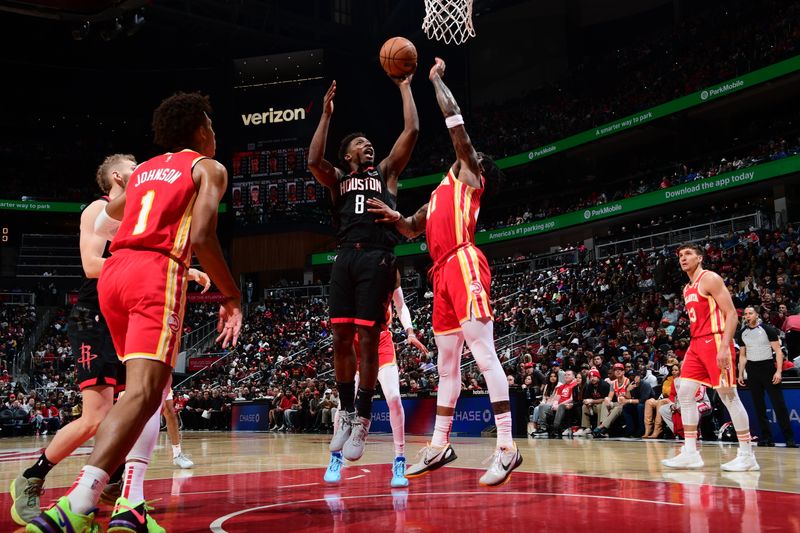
{"left": 187, "top": 292, "right": 227, "bottom": 303}
{"left": 188, "top": 356, "right": 222, "bottom": 372}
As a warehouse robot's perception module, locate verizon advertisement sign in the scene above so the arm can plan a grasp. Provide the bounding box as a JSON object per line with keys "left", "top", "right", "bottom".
{"left": 241, "top": 104, "right": 311, "bottom": 126}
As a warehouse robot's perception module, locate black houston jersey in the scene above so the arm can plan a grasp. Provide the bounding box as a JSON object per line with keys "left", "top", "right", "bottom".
{"left": 334, "top": 165, "right": 400, "bottom": 248}
{"left": 75, "top": 196, "right": 112, "bottom": 309}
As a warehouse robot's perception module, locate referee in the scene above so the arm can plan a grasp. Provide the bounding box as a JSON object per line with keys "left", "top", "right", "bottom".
{"left": 736, "top": 306, "right": 797, "bottom": 447}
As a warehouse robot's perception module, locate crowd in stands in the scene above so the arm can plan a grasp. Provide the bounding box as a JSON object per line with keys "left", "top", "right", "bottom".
{"left": 5, "top": 0, "right": 799, "bottom": 212}
{"left": 478, "top": 135, "right": 798, "bottom": 233}
{"left": 3, "top": 221, "right": 800, "bottom": 437}
{"left": 407, "top": 0, "right": 800, "bottom": 177}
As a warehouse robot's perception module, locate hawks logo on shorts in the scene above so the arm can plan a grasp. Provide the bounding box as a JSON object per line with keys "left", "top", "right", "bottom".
{"left": 425, "top": 168, "right": 493, "bottom": 335}
{"left": 681, "top": 270, "right": 736, "bottom": 388}
{"left": 99, "top": 150, "right": 203, "bottom": 368}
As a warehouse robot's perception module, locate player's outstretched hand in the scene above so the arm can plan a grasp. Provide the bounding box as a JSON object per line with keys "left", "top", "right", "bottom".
{"left": 407, "top": 333, "right": 429, "bottom": 355}
{"left": 323, "top": 81, "right": 336, "bottom": 117}
{"left": 188, "top": 268, "right": 211, "bottom": 293}
{"left": 366, "top": 198, "right": 401, "bottom": 223}
{"left": 391, "top": 71, "right": 415, "bottom": 86}
{"left": 216, "top": 299, "right": 242, "bottom": 348}
{"left": 429, "top": 57, "right": 445, "bottom": 81}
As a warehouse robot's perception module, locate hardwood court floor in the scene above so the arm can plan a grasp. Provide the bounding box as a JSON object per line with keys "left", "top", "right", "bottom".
{"left": 1, "top": 431, "right": 799, "bottom": 532}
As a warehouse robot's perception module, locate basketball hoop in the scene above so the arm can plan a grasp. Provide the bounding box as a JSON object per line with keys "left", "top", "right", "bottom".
{"left": 422, "top": 0, "right": 476, "bottom": 45}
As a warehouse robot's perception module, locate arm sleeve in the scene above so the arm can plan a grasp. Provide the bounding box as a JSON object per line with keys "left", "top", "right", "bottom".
{"left": 392, "top": 287, "right": 414, "bottom": 332}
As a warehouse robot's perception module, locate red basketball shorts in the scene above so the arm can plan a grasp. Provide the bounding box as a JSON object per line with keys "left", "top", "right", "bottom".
{"left": 354, "top": 330, "right": 397, "bottom": 369}
{"left": 98, "top": 249, "right": 188, "bottom": 368}
{"left": 431, "top": 244, "right": 493, "bottom": 336}
{"left": 681, "top": 334, "right": 736, "bottom": 389}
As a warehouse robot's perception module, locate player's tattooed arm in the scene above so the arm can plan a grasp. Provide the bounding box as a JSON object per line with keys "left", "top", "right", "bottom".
{"left": 308, "top": 81, "right": 342, "bottom": 190}
{"left": 429, "top": 58, "right": 481, "bottom": 189}
{"left": 366, "top": 198, "right": 428, "bottom": 238}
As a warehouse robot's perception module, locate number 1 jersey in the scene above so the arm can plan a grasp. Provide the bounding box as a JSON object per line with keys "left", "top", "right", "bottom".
{"left": 110, "top": 150, "right": 203, "bottom": 267}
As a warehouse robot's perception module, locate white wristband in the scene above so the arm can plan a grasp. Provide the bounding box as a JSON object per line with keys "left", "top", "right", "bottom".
{"left": 445, "top": 114, "right": 464, "bottom": 129}
{"left": 94, "top": 207, "right": 121, "bottom": 240}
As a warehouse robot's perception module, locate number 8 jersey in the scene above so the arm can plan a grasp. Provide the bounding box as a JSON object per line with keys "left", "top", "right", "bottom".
{"left": 110, "top": 150, "right": 204, "bottom": 267}
{"left": 334, "top": 165, "right": 400, "bottom": 248}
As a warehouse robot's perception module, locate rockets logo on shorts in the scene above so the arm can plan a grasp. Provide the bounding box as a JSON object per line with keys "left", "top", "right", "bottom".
{"left": 470, "top": 281, "right": 483, "bottom": 295}
{"left": 167, "top": 313, "right": 181, "bottom": 333}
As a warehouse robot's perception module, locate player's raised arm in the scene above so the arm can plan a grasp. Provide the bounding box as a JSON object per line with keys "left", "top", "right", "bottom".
{"left": 190, "top": 158, "right": 242, "bottom": 347}
{"left": 308, "top": 81, "right": 342, "bottom": 190}
{"left": 429, "top": 57, "right": 481, "bottom": 189}
{"left": 379, "top": 75, "right": 419, "bottom": 191}
{"left": 366, "top": 198, "right": 428, "bottom": 239}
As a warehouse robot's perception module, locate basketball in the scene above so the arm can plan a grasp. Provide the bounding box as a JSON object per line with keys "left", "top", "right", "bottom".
{"left": 379, "top": 36, "right": 417, "bottom": 78}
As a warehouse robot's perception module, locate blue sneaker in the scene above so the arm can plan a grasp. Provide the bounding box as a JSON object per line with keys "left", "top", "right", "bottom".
{"left": 324, "top": 452, "right": 343, "bottom": 483}
{"left": 391, "top": 456, "right": 409, "bottom": 488}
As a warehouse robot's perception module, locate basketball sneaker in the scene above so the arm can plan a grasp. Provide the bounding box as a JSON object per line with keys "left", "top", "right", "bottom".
{"left": 99, "top": 479, "right": 123, "bottom": 506}
{"left": 405, "top": 443, "right": 458, "bottom": 478}
{"left": 324, "top": 452, "right": 344, "bottom": 483}
{"left": 661, "top": 446, "right": 704, "bottom": 469}
{"left": 479, "top": 443, "right": 523, "bottom": 487}
{"left": 343, "top": 416, "right": 371, "bottom": 461}
{"left": 10, "top": 475, "right": 44, "bottom": 525}
{"left": 721, "top": 449, "right": 760, "bottom": 472}
{"left": 329, "top": 411, "right": 354, "bottom": 452}
{"left": 173, "top": 453, "right": 194, "bottom": 469}
{"left": 390, "top": 456, "right": 409, "bottom": 488}
{"left": 107, "top": 497, "right": 165, "bottom": 533}
{"left": 25, "top": 496, "right": 99, "bottom": 533}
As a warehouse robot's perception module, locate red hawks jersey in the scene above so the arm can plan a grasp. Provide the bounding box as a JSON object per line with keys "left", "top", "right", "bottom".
{"left": 110, "top": 150, "right": 202, "bottom": 266}
{"left": 683, "top": 270, "right": 724, "bottom": 338}
{"left": 425, "top": 168, "right": 484, "bottom": 263}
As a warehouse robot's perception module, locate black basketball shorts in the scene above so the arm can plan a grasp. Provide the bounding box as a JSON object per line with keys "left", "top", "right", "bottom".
{"left": 329, "top": 247, "right": 396, "bottom": 328}
{"left": 68, "top": 305, "right": 126, "bottom": 392}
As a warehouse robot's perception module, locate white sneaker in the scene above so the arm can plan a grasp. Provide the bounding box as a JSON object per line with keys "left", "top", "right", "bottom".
{"left": 479, "top": 444, "right": 523, "bottom": 486}
{"left": 662, "top": 446, "right": 704, "bottom": 469}
{"left": 721, "top": 449, "right": 760, "bottom": 472}
{"left": 173, "top": 453, "right": 194, "bottom": 469}
{"left": 342, "top": 416, "right": 370, "bottom": 461}
{"left": 406, "top": 443, "right": 458, "bottom": 478}
{"left": 562, "top": 428, "right": 572, "bottom": 437}
{"left": 574, "top": 428, "right": 587, "bottom": 437}
{"left": 329, "top": 411, "right": 354, "bottom": 452}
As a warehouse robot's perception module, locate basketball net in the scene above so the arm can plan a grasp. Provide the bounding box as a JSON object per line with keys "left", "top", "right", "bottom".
{"left": 422, "top": 0, "right": 476, "bottom": 45}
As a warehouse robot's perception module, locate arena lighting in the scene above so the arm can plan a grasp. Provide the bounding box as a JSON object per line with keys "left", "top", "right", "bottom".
{"left": 99, "top": 17, "right": 122, "bottom": 41}
{"left": 126, "top": 9, "right": 145, "bottom": 36}
{"left": 71, "top": 20, "right": 90, "bottom": 40}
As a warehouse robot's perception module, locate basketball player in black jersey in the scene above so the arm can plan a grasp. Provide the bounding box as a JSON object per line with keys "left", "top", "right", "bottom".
{"left": 308, "top": 75, "right": 418, "bottom": 461}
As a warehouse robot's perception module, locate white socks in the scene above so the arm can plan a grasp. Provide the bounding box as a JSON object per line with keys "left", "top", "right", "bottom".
{"left": 719, "top": 389, "right": 753, "bottom": 453}
{"left": 122, "top": 461, "right": 147, "bottom": 505}
{"left": 432, "top": 415, "right": 453, "bottom": 448}
{"left": 120, "top": 401, "right": 161, "bottom": 506}
{"left": 494, "top": 411, "right": 513, "bottom": 449}
{"left": 67, "top": 465, "right": 109, "bottom": 515}
{"left": 172, "top": 444, "right": 182, "bottom": 459}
